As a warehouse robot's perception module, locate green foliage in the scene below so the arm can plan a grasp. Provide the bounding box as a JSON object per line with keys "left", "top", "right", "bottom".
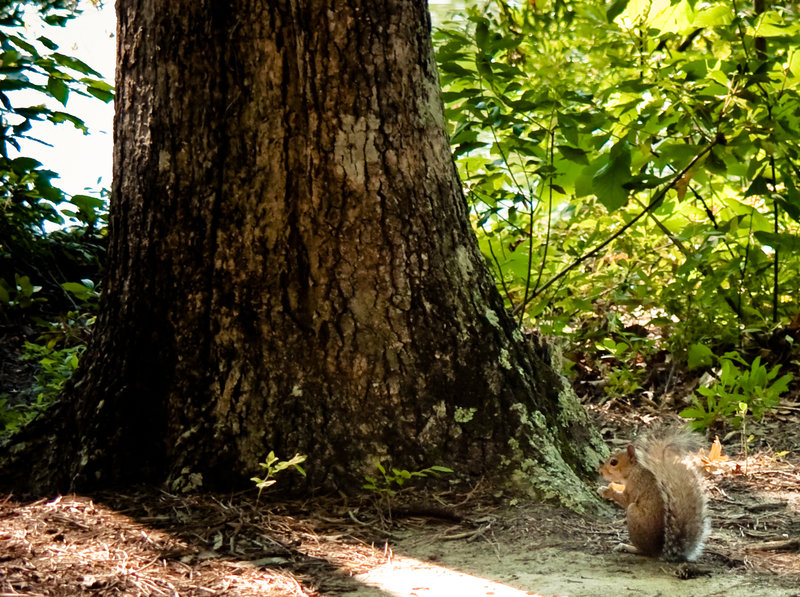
{"left": 0, "top": 340, "right": 83, "bottom": 435}
{"left": 0, "top": 273, "right": 42, "bottom": 308}
{"left": 22, "top": 338, "right": 81, "bottom": 395}
{"left": 0, "top": 2, "right": 110, "bottom": 439}
{"left": 34, "top": 306, "right": 95, "bottom": 348}
{"left": 251, "top": 451, "right": 307, "bottom": 498}
{"left": 680, "top": 351, "right": 793, "bottom": 430}
{"left": 363, "top": 463, "right": 454, "bottom": 497}
{"left": 603, "top": 364, "right": 644, "bottom": 400}
{"left": 687, "top": 343, "right": 715, "bottom": 369}
{"left": 435, "top": 0, "right": 800, "bottom": 358}
{"left": 60, "top": 277, "right": 99, "bottom": 307}
{"left": 0, "top": 4, "right": 111, "bottom": 319}
{"left": 594, "top": 336, "right": 646, "bottom": 400}
{"left": 0, "top": 0, "right": 79, "bottom": 27}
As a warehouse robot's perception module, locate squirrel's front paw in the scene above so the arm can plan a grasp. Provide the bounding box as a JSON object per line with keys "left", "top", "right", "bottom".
{"left": 613, "top": 543, "right": 640, "bottom": 555}
{"left": 599, "top": 482, "right": 625, "bottom": 500}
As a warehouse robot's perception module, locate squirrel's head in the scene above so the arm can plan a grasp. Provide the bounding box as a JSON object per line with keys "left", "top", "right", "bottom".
{"left": 598, "top": 445, "right": 637, "bottom": 482}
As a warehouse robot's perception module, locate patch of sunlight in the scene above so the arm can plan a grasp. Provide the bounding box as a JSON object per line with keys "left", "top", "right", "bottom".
{"left": 356, "top": 554, "right": 540, "bottom": 597}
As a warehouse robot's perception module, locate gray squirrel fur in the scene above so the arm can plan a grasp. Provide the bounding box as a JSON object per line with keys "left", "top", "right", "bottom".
{"left": 634, "top": 426, "right": 710, "bottom": 561}
{"left": 599, "top": 425, "right": 710, "bottom": 562}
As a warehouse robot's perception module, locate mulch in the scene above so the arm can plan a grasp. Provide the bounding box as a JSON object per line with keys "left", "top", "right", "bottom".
{"left": 0, "top": 490, "right": 392, "bottom": 596}
{"left": 2, "top": 400, "right": 800, "bottom": 596}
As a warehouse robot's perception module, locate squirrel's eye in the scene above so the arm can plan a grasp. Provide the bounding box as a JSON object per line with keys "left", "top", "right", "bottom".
{"left": 609, "top": 459, "right": 618, "bottom": 466}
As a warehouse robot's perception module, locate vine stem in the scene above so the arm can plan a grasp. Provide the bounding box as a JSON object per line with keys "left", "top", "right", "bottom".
{"left": 771, "top": 155, "right": 779, "bottom": 324}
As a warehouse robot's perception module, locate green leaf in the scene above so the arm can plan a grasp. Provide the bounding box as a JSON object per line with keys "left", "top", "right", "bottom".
{"left": 475, "top": 20, "right": 490, "bottom": 52}
{"left": 11, "top": 157, "right": 42, "bottom": 172}
{"left": 687, "top": 344, "right": 714, "bottom": 369}
{"left": 7, "top": 35, "right": 37, "bottom": 55}
{"left": 454, "top": 141, "right": 487, "bottom": 157}
{"left": 0, "top": 49, "right": 22, "bottom": 69}
{"left": 557, "top": 113, "right": 579, "bottom": 146}
{"left": 61, "top": 282, "right": 95, "bottom": 301}
{"left": 771, "top": 374, "right": 793, "bottom": 395}
{"left": 37, "top": 35, "right": 59, "bottom": 50}
{"left": 70, "top": 194, "right": 104, "bottom": 211}
{"left": 52, "top": 52, "right": 102, "bottom": 77}
{"left": 592, "top": 141, "right": 632, "bottom": 212}
{"left": 606, "top": 0, "right": 629, "bottom": 23}
{"left": 476, "top": 54, "right": 493, "bottom": 80}
{"left": 15, "top": 274, "right": 34, "bottom": 297}
{"left": 705, "top": 148, "right": 727, "bottom": 174}
{"left": 695, "top": 4, "right": 733, "bottom": 26}
{"left": 439, "top": 61, "right": 474, "bottom": 77}
{"left": 755, "top": 11, "right": 793, "bottom": 38}
{"left": 575, "top": 163, "right": 599, "bottom": 198}
{"left": 777, "top": 173, "right": 800, "bottom": 222}
{"left": 744, "top": 175, "right": 771, "bottom": 197}
{"left": 558, "top": 145, "right": 589, "bottom": 165}
{"left": 0, "top": 79, "right": 32, "bottom": 92}
{"left": 13, "top": 105, "right": 49, "bottom": 118}
{"left": 50, "top": 111, "right": 88, "bottom": 132}
{"left": 86, "top": 85, "right": 114, "bottom": 103}
{"left": 679, "top": 405, "right": 706, "bottom": 419}
{"left": 47, "top": 75, "right": 69, "bottom": 105}
{"left": 753, "top": 231, "right": 800, "bottom": 252}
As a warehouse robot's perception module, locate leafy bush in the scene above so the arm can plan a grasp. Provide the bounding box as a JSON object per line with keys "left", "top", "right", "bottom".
{"left": 0, "top": 2, "right": 110, "bottom": 319}
{"left": 0, "top": 1, "right": 110, "bottom": 430}
{"left": 435, "top": 0, "right": 800, "bottom": 361}
{"left": 363, "top": 463, "right": 454, "bottom": 497}
{"left": 0, "top": 340, "right": 83, "bottom": 435}
{"left": 681, "top": 351, "right": 793, "bottom": 430}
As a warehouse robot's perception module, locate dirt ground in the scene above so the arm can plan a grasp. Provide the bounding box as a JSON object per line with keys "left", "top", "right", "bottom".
{"left": 2, "top": 414, "right": 800, "bottom": 597}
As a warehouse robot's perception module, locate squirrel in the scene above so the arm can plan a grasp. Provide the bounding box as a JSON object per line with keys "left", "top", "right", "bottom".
{"left": 598, "top": 426, "right": 710, "bottom": 562}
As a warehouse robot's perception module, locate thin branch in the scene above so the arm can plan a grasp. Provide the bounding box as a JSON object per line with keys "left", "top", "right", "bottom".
{"left": 512, "top": 140, "right": 719, "bottom": 316}
{"left": 484, "top": 231, "right": 516, "bottom": 310}
{"left": 531, "top": 123, "right": 556, "bottom": 297}
{"left": 770, "top": 154, "right": 779, "bottom": 324}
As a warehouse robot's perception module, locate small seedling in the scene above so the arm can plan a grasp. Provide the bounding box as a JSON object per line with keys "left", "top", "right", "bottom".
{"left": 363, "top": 463, "right": 454, "bottom": 523}
{"left": 251, "top": 451, "right": 307, "bottom": 500}
{"left": 363, "top": 463, "right": 454, "bottom": 497}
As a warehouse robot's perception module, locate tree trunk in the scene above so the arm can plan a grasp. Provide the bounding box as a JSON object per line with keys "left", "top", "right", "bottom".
{"left": 6, "top": 0, "right": 604, "bottom": 505}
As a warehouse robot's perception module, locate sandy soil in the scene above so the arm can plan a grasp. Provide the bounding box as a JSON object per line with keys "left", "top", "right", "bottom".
{"left": 1, "top": 442, "right": 799, "bottom": 597}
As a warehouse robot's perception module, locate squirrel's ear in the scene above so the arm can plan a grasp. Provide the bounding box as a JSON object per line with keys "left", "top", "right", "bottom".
{"left": 626, "top": 444, "right": 637, "bottom": 460}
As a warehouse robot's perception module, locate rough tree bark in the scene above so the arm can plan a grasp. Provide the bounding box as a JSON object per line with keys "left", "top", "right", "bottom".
{"left": 6, "top": 0, "right": 604, "bottom": 503}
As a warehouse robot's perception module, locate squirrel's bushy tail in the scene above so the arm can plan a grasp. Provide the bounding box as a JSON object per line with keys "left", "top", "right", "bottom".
{"left": 635, "top": 426, "right": 710, "bottom": 562}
